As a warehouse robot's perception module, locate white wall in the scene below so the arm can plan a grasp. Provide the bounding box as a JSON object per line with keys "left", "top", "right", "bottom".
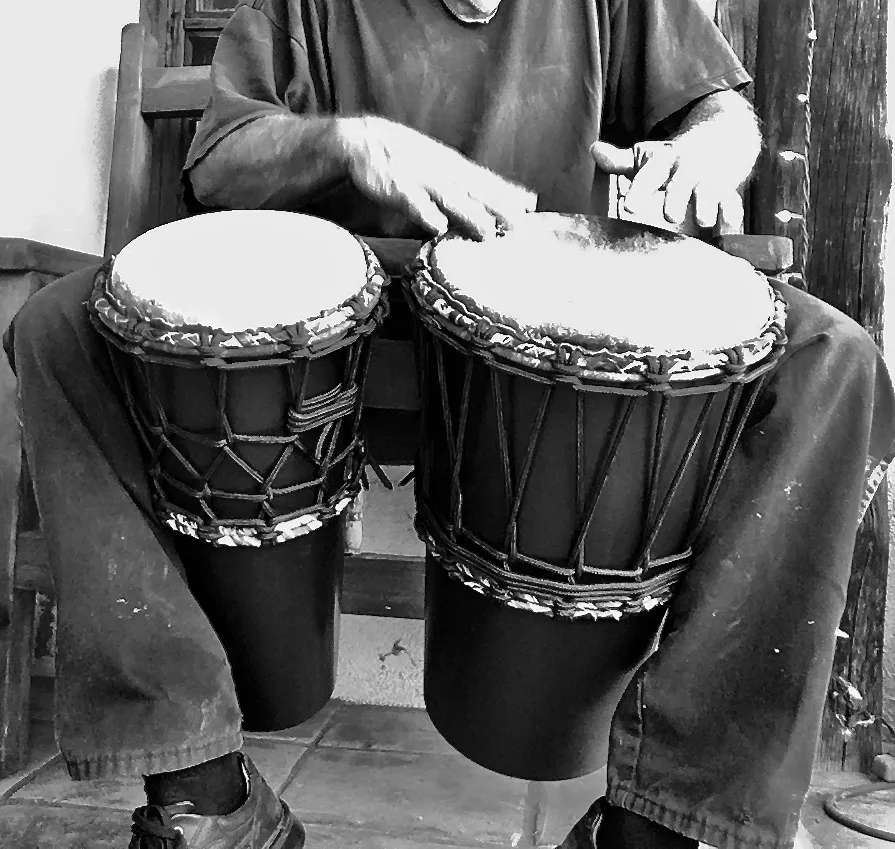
{"left": 0, "top": 1, "right": 140, "bottom": 255}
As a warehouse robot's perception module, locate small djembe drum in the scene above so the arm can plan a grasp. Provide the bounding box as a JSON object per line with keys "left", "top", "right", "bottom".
{"left": 88, "top": 211, "right": 387, "bottom": 730}
{"left": 407, "top": 213, "right": 787, "bottom": 780}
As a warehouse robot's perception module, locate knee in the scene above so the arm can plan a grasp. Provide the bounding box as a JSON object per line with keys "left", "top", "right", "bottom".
{"left": 780, "top": 283, "right": 881, "bottom": 374}
{"left": 7, "top": 265, "right": 101, "bottom": 370}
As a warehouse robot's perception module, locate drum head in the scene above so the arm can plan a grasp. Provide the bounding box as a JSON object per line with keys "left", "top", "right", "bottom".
{"left": 427, "top": 213, "right": 775, "bottom": 355}
{"left": 110, "top": 211, "right": 371, "bottom": 333}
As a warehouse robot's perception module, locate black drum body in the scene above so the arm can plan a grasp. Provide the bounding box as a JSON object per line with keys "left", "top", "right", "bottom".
{"left": 407, "top": 217, "right": 787, "bottom": 780}
{"left": 175, "top": 521, "right": 343, "bottom": 731}
{"left": 424, "top": 553, "right": 666, "bottom": 779}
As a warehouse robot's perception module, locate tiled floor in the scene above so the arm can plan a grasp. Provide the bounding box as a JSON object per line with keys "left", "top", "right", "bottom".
{"left": 0, "top": 681, "right": 892, "bottom": 848}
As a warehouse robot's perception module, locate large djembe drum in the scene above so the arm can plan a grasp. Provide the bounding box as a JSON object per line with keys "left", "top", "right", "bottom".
{"left": 407, "top": 213, "right": 787, "bottom": 780}
{"left": 88, "top": 211, "right": 387, "bottom": 730}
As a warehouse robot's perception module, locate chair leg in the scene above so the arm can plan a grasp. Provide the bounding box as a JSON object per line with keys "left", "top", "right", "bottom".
{"left": 0, "top": 586, "right": 37, "bottom": 779}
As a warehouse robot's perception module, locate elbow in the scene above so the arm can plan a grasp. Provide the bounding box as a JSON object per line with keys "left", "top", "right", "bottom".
{"left": 187, "top": 155, "right": 230, "bottom": 208}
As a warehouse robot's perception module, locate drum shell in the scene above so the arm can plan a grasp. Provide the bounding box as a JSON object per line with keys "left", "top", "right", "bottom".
{"left": 175, "top": 519, "right": 344, "bottom": 731}
{"left": 424, "top": 553, "right": 666, "bottom": 780}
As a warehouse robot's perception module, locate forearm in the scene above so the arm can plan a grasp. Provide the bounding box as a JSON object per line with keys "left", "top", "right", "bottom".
{"left": 188, "top": 112, "right": 348, "bottom": 210}
{"left": 670, "top": 90, "right": 762, "bottom": 188}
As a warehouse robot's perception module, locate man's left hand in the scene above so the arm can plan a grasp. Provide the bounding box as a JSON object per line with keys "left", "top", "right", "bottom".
{"left": 591, "top": 139, "right": 745, "bottom": 235}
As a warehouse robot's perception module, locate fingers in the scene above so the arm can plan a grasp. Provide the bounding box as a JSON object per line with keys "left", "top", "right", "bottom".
{"left": 401, "top": 188, "right": 451, "bottom": 236}
{"left": 662, "top": 166, "right": 697, "bottom": 226}
{"left": 429, "top": 185, "right": 501, "bottom": 241}
{"left": 716, "top": 191, "right": 744, "bottom": 235}
{"left": 473, "top": 168, "right": 538, "bottom": 214}
{"left": 622, "top": 144, "right": 677, "bottom": 213}
{"left": 590, "top": 141, "right": 639, "bottom": 176}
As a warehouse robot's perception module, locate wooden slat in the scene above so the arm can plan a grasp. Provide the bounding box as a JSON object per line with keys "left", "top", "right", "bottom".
{"left": 342, "top": 553, "right": 425, "bottom": 619}
{"left": 105, "top": 24, "right": 159, "bottom": 256}
{"left": 183, "top": 15, "right": 233, "bottom": 29}
{"left": 364, "top": 339, "right": 419, "bottom": 411}
{"left": 0, "top": 240, "right": 100, "bottom": 278}
{"left": 12, "top": 532, "right": 53, "bottom": 595}
{"left": 142, "top": 66, "right": 211, "bottom": 118}
{"left": 0, "top": 589, "right": 38, "bottom": 778}
{"left": 0, "top": 279, "right": 33, "bottom": 621}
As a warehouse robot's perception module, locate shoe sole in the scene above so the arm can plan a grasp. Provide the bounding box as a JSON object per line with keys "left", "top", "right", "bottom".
{"left": 264, "top": 802, "right": 306, "bottom": 849}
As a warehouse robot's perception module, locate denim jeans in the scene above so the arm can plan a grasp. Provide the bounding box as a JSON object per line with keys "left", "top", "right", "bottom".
{"left": 4, "top": 260, "right": 894, "bottom": 849}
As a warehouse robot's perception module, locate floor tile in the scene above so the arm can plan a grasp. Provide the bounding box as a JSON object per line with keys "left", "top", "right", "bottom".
{"left": 332, "top": 616, "right": 424, "bottom": 708}
{"left": 0, "top": 800, "right": 128, "bottom": 848}
{"left": 303, "top": 821, "right": 507, "bottom": 849}
{"left": 319, "top": 703, "right": 455, "bottom": 755}
{"left": 11, "top": 758, "right": 144, "bottom": 811}
{"left": 281, "top": 747, "right": 526, "bottom": 844}
{"left": 242, "top": 738, "right": 308, "bottom": 795}
{"left": 243, "top": 699, "right": 338, "bottom": 745}
{"left": 529, "top": 767, "right": 607, "bottom": 846}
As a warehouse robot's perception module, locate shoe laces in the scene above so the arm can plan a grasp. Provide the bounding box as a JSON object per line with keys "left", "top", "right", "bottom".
{"left": 131, "top": 804, "right": 188, "bottom": 848}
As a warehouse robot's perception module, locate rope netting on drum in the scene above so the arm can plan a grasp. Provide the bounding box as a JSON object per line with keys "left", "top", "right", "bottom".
{"left": 103, "top": 334, "right": 375, "bottom": 547}
{"left": 413, "top": 314, "right": 788, "bottom": 621}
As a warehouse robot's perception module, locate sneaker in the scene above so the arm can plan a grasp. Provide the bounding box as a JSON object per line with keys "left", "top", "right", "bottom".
{"left": 128, "top": 754, "right": 305, "bottom": 848}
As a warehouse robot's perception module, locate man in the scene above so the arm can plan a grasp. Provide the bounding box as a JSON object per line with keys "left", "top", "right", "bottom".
{"left": 4, "top": 1, "right": 893, "bottom": 848}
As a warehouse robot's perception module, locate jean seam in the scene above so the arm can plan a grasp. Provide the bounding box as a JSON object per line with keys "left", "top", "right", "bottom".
{"left": 632, "top": 674, "right": 645, "bottom": 789}
{"left": 64, "top": 730, "right": 244, "bottom": 781}
{"left": 604, "top": 786, "right": 794, "bottom": 849}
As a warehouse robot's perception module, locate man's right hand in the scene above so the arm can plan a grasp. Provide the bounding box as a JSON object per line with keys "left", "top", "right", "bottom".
{"left": 336, "top": 116, "right": 536, "bottom": 240}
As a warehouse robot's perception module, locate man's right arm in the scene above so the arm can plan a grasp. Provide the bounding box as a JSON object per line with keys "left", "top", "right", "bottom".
{"left": 189, "top": 114, "right": 537, "bottom": 241}
{"left": 189, "top": 113, "right": 346, "bottom": 211}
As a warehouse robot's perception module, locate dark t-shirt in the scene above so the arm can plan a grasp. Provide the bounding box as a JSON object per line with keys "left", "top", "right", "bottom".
{"left": 184, "top": 0, "right": 749, "bottom": 238}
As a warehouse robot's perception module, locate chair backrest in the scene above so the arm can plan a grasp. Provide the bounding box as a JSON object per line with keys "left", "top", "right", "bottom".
{"left": 105, "top": 24, "right": 210, "bottom": 257}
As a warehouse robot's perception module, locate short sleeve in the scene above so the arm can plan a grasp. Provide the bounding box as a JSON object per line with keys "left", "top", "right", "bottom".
{"left": 602, "top": 0, "right": 751, "bottom": 147}
{"left": 183, "top": 0, "right": 332, "bottom": 174}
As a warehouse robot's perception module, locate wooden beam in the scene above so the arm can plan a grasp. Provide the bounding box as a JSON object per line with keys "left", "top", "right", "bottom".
{"left": 142, "top": 66, "right": 211, "bottom": 118}
{"left": 342, "top": 553, "right": 425, "bottom": 619}
{"left": 807, "top": 0, "right": 890, "bottom": 773}
{"left": 105, "top": 24, "right": 159, "bottom": 257}
{"left": 364, "top": 339, "right": 420, "bottom": 411}
{"left": 751, "top": 0, "right": 891, "bottom": 771}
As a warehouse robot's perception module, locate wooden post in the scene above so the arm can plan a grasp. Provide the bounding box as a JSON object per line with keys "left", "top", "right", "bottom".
{"left": 104, "top": 25, "right": 158, "bottom": 256}
{"left": 747, "top": 0, "right": 891, "bottom": 771}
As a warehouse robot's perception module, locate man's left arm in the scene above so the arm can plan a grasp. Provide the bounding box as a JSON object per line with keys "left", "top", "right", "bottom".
{"left": 592, "top": 88, "right": 762, "bottom": 233}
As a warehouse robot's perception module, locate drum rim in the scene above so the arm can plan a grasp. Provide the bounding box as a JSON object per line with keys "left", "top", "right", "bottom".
{"left": 408, "top": 224, "right": 788, "bottom": 389}
{"left": 88, "top": 237, "right": 387, "bottom": 363}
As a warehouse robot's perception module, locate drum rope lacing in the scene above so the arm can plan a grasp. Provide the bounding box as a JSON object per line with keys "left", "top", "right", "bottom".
{"left": 406, "top": 241, "right": 789, "bottom": 620}
{"left": 89, "top": 239, "right": 388, "bottom": 547}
